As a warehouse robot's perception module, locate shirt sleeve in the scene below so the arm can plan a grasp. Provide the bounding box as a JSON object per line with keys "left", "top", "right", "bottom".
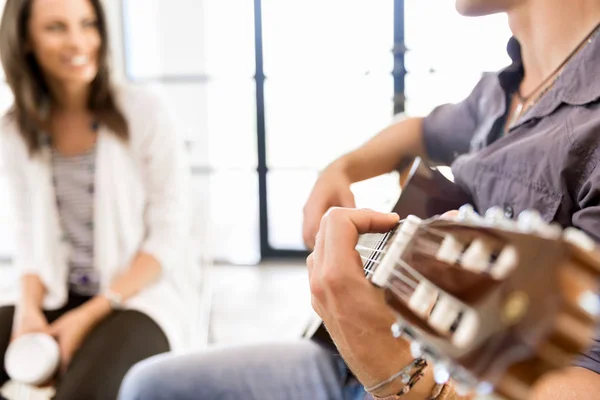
{"left": 0, "top": 119, "right": 39, "bottom": 278}
{"left": 421, "top": 75, "right": 488, "bottom": 165}
{"left": 129, "top": 89, "right": 192, "bottom": 272}
{"left": 570, "top": 160, "right": 600, "bottom": 373}
{"left": 572, "top": 162, "right": 600, "bottom": 241}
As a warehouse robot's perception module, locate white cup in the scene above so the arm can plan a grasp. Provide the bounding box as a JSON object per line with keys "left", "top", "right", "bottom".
{"left": 4, "top": 333, "right": 60, "bottom": 386}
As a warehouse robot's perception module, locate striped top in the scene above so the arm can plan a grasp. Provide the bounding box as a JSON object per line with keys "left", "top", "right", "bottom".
{"left": 51, "top": 145, "right": 99, "bottom": 296}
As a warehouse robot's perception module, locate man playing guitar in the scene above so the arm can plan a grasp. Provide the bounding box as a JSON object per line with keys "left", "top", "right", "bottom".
{"left": 118, "top": 0, "right": 600, "bottom": 399}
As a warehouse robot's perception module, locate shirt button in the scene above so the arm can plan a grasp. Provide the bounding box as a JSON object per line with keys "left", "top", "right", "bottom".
{"left": 503, "top": 205, "right": 514, "bottom": 219}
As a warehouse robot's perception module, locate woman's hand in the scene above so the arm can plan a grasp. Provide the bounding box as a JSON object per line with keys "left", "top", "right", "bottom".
{"left": 48, "top": 297, "right": 111, "bottom": 373}
{"left": 48, "top": 307, "right": 95, "bottom": 373}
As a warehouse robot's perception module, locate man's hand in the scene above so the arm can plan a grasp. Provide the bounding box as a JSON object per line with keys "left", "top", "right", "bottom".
{"left": 307, "top": 207, "right": 437, "bottom": 398}
{"left": 302, "top": 164, "right": 356, "bottom": 250}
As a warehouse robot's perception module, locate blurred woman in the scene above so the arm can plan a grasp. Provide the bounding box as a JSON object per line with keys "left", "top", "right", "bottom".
{"left": 0, "top": 0, "right": 195, "bottom": 398}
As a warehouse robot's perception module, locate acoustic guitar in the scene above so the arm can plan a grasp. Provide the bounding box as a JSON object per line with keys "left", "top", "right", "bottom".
{"left": 303, "top": 157, "right": 600, "bottom": 400}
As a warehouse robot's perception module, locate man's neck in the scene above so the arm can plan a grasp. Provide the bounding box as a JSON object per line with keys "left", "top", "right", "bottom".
{"left": 507, "top": 0, "right": 600, "bottom": 95}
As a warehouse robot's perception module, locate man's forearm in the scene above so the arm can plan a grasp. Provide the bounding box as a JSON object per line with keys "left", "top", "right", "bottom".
{"left": 530, "top": 366, "right": 600, "bottom": 399}
{"left": 334, "top": 117, "right": 426, "bottom": 184}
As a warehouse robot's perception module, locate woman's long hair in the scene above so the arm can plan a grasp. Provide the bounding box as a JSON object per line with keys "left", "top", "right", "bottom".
{"left": 0, "top": 0, "right": 128, "bottom": 154}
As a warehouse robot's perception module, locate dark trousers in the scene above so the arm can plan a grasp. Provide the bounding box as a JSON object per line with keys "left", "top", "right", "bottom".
{"left": 0, "top": 293, "right": 170, "bottom": 400}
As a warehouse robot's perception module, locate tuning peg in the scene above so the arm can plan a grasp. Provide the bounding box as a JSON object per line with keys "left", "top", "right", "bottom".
{"left": 484, "top": 206, "right": 519, "bottom": 231}
{"left": 436, "top": 234, "right": 465, "bottom": 264}
{"left": 578, "top": 290, "right": 600, "bottom": 317}
{"left": 433, "top": 362, "right": 451, "bottom": 384}
{"left": 452, "top": 309, "right": 479, "bottom": 349}
{"left": 563, "top": 227, "right": 597, "bottom": 252}
{"left": 475, "top": 381, "right": 494, "bottom": 396}
{"left": 537, "top": 222, "right": 563, "bottom": 239}
{"left": 410, "top": 341, "right": 423, "bottom": 358}
{"left": 517, "top": 209, "right": 543, "bottom": 232}
{"left": 517, "top": 209, "right": 561, "bottom": 239}
{"left": 408, "top": 281, "right": 439, "bottom": 317}
{"left": 484, "top": 206, "right": 506, "bottom": 224}
{"left": 451, "top": 371, "right": 477, "bottom": 397}
{"left": 454, "top": 382, "right": 473, "bottom": 397}
{"left": 457, "top": 204, "right": 481, "bottom": 223}
{"left": 429, "top": 297, "right": 462, "bottom": 333}
{"left": 461, "top": 238, "right": 494, "bottom": 272}
{"left": 489, "top": 245, "right": 518, "bottom": 279}
{"left": 391, "top": 321, "right": 405, "bottom": 339}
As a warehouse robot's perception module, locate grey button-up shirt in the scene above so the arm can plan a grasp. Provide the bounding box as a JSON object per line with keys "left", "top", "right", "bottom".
{"left": 422, "top": 32, "right": 600, "bottom": 373}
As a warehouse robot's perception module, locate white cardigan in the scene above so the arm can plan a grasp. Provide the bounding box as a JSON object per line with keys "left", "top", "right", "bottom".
{"left": 0, "top": 85, "right": 198, "bottom": 352}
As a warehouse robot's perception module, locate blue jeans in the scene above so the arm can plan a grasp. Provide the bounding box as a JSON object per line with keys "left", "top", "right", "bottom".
{"left": 118, "top": 340, "right": 367, "bottom": 400}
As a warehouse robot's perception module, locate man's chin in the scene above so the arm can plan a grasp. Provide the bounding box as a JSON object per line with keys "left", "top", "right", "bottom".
{"left": 455, "top": 0, "right": 507, "bottom": 17}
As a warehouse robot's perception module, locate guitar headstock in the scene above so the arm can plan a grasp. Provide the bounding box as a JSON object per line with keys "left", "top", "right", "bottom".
{"left": 368, "top": 205, "right": 600, "bottom": 400}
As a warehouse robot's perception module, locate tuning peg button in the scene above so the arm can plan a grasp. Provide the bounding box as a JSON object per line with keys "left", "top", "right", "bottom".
{"left": 475, "top": 381, "right": 494, "bottom": 396}
{"left": 578, "top": 290, "right": 600, "bottom": 317}
{"left": 454, "top": 383, "right": 473, "bottom": 397}
{"left": 517, "top": 209, "right": 562, "bottom": 239}
{"left": 485, "top": 206, "right": 505, "bottom": 223}
{"left": 391, "top": 321, "right": 405, "bottom": 339}
{"left": 457, "top": 204, "right": 481, "bottom": 223}
{"left": 484, "top": 206, "right": 518, "bottom": 230}
{"left": 517, "top": 209, "right": 543, "bottom": 232}
{"left": 410, "top": 341, "right": 423, "bottom": 358}
{"left": 433, "top": 363, "right": 451, "bottom": 384}
{"left": 563, "top": 227, "right": 597, "bottom": 252}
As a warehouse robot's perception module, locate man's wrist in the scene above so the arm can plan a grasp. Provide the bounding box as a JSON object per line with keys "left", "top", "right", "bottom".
{"left": 327, "top": 157, "right": 355, "bottom": 181}
{"left": 365, "top": 358, "right": 428, "bottom": 398}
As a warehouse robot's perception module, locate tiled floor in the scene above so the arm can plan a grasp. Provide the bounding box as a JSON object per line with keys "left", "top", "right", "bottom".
{"left": 207, "top": 260, "right": 313, "bottom": 346}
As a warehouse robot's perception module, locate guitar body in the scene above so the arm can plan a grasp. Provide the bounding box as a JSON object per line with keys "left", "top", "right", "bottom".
{"left": 303, "top": 158, "right": 472, "bottom": 351}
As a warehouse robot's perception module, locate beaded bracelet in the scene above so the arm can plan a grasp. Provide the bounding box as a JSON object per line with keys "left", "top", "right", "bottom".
{"left": 370, "top": 382, "right": 454, "bottom": 400}
{"left": 364, "top": 358, "right": 428, "bottom": 397}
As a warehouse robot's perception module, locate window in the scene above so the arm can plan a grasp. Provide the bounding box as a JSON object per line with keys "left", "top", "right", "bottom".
{"left": 261, "top": 0, "right": 397, "bottom": 251}
{"left": 122, "top": 0, "right": 260, "bottom": 264}
{"left": 404, "top": 0, "right": 512, "bottom": 116}
{"left": 120, "top": 0, "right": 514, "bottom": 261}
{"left": 0, "top": 0, "right": 516, "bottom": 266}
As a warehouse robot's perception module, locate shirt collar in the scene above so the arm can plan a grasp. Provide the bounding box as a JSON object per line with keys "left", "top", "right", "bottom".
{"left": 498, "top": 29, "right": 600, "bottom": 129}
